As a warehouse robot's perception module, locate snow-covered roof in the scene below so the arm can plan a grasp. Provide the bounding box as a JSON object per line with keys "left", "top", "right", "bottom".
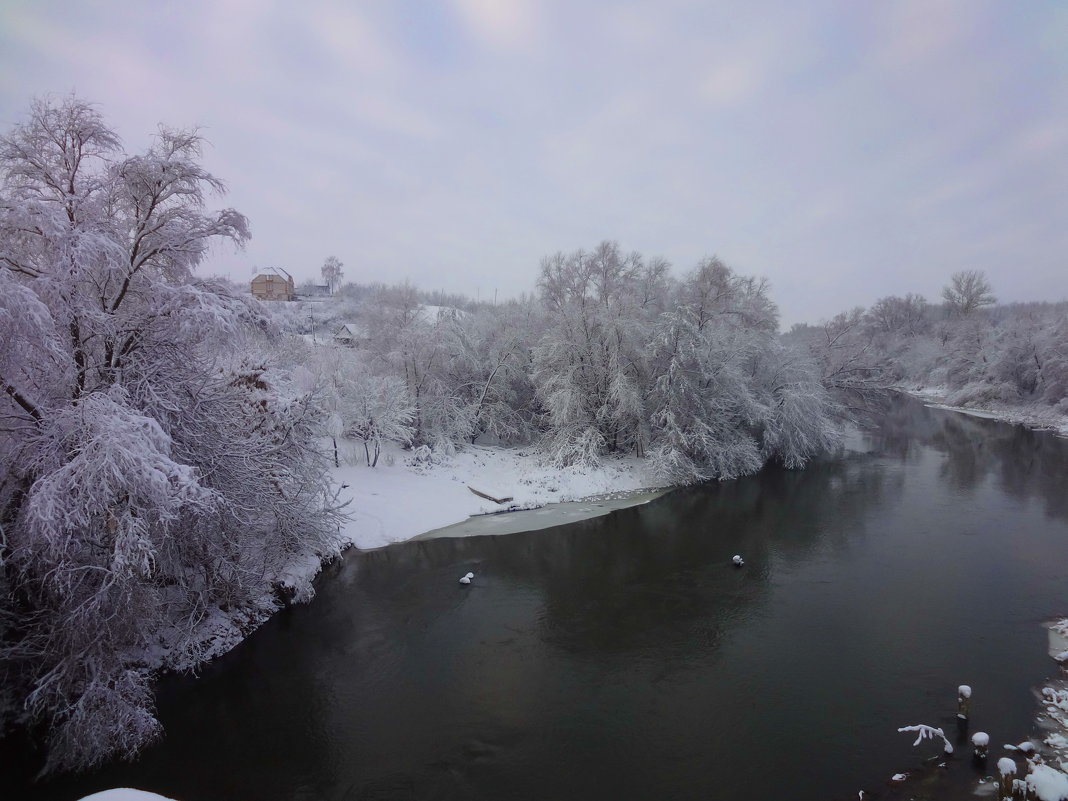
{"left": 417, "top": 304, "right": 466, "bottom": 322}
{"left": 334, "top": 323, "right": 367, "bottom": 339}
{"left": 252, "top": 267, "right": 293, "bottom": 281}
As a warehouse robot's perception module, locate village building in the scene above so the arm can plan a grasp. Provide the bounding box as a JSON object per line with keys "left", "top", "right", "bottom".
{"left": 302, "top": 283, "right": 332, "bottom": 298}
{"left": 332, "top": 323, "right": 368, "bottom": 347}
{"left": 250, "top": 268, "right": 296, "bottom": 301}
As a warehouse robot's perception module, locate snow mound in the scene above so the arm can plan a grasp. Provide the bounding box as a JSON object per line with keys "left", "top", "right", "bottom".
{"left": 998, "top": 757, "right": 1018, "bottom": 776}
{"left": 1027, "top": 765, "right": 1068, "bottom": 801}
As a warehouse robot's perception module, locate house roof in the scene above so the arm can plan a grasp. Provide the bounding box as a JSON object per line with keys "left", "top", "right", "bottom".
{"left": 252, "top": 267, "right": 293, "bottom": 282}
{"left": 334, "top": 323, "right": 367, "bottom": 338}
{"left": 417, "top": 304, "right": 466, "bottom": 322}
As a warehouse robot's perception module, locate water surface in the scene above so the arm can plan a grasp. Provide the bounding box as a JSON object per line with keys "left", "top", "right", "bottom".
{"left": 8, "top": 396, "right": 1068, "bottom": 801}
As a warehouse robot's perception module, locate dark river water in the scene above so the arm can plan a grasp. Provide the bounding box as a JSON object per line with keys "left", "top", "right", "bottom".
{"left": 8, "top": 396, "right": 1068, "bottom": 801}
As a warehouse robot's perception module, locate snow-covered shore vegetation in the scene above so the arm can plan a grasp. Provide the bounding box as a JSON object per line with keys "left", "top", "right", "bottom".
{"left": 786, "top": 272, "right": 1068, "bottom": 431}
{"left": 283, "top": 244, "right": 841, "bottom": 483}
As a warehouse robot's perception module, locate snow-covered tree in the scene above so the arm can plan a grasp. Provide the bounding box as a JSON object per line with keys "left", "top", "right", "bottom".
{"left": 437, "top": 304, "right": 537, "bottom": 445}
{"left": 942, "top": 270, "right": 996, "bottom": 317}
{"left": 532, "top": 242, "right": 653, "bottom": 464}
{"left": 646, "top": 259, "right": 836, "bottom": 482}
{"left": 345, "top": 372, "right": 415, "bottom": 466}
{"left": 867, "top": 293, "right": 929, "bottom": 338}
{"left": 321, "top": 255, "right": 343, "bottom": 294}
{"left": 0, "top": 96, "right": 339, "bottom": 772}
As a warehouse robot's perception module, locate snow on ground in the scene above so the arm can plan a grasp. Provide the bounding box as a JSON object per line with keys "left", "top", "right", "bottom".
{"left": 1039, "top": 621, "right": 1068, "bottom": 773}
{"left": 331, "top": 439, "right": 660, "bottom": 550}
{"left": 903, "top": 386, "right": 1068, "bottom": 437}
{"left": 77, "top": 791, "right": 176, "bottom": 801}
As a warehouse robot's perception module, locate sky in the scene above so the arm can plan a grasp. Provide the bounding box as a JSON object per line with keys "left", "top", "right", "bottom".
{"left": 1, "top": 0, "right": 1067, "bottom": 326}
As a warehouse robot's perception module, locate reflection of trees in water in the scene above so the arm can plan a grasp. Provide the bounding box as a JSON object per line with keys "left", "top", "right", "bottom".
{"left": 866, "top": 393, "right": 944, "bottom": 460}
{"left": 877, "top": 397, "right": 1068, "bottom": 522}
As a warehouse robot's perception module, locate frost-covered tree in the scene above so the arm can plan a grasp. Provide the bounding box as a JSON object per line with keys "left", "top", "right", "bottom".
{"left": 302, "top": 346, "right": 415, "bottom": 466}
{"left": 437, "top": 303, "right": 537, "bottom": 445}
{"left": 0, "top": 96, "right": 338, "bottom": 772}
{"left": 942, "top": 270, "right": 996, "bottom": 317}
{"left": 532, "top": 242, "right": 653, "bottom": 464}
{"left": 359, "top": 282, "right": 450, "bottom": 444}
{"left": 646, "top": 259, "right": 836, "bottom": 482}
{"left": 529, "top": 243, "right": 837, "bottom": 476}
{"left": 321, "top": 255, "right": 343, "bottom": 294}
{"left": 345, "top": 372, "right": 415, "bottom": 466}
{"left": 867, "top": 293, "right": 929, "bottom": 337}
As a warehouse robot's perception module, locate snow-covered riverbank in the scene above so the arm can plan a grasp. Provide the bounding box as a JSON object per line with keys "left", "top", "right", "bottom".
{"left": 142, "top": 444, "right": 661, "bottom": 678}
{"left": 331, "top": 440, "right": 663, "bottom": 550}
{"left": 902, "top": 387, "right": 1068, "bottom": 437}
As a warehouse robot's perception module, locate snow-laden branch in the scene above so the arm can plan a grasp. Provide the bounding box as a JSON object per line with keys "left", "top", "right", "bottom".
{"left": 898, "top": 724, "right": 954, "bottom": 754}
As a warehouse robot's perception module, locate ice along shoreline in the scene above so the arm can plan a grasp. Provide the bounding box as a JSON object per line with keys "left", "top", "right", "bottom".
{"left": 411, "top": 487, "right": 670, "bottom": 541}
{"left": 901, "top": 386, "right": 1068, "bottom": 437}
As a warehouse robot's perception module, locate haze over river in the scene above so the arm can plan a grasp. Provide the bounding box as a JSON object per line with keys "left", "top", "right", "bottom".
{"left": 8, "top": 395, "right": 1068, "bottom": 801}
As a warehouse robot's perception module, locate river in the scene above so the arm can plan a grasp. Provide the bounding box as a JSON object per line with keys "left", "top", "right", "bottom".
{"left": 7, "top": 395, "right": 1068, "bottom": 801}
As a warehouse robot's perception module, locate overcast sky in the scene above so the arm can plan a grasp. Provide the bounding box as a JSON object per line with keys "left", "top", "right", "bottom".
{"left": 2, "top": 0, "right": 1067, "bottom": 325}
